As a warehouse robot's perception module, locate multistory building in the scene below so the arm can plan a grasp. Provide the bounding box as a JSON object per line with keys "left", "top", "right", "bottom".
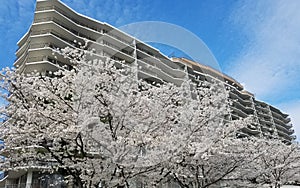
{"left": 1, "top": 0, "right": 295, "bottom": 187}
{"left": 172, "top": 58, "right": 295, "bottom": 142}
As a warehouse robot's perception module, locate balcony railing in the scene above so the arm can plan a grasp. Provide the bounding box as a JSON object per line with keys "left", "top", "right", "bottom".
{"left": 229, "top": 92, "right": 253, "bottom": 106}
{"left": 277, "top": 130, "right": 293, "bottom": 140}
{"left": 33, "top": 17, "right": 95, "bottom": 41}
{"left": 232, "top": 100, "right": 254, "bottom": 113}
{"left": 137, "top": 60, "right": 185, "bottom": 85}
{"left": 255, "top": 104, "right": 269, "bottom": 110}
{"left": 231, "top": 106, "right": 248, "bottom": 118}
{"left": 36, "top": 6, "right": 132, "bottom": 46}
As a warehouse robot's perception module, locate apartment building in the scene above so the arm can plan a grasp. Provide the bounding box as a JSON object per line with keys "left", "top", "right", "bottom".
{"left": 1, "top": 0, "right": 295, "bottom": 187}
{"left": 172, "top": 58, "right": 295, "bottom": 142}
{"left": 15, "top": 0, "right": 294, "bottom": 143}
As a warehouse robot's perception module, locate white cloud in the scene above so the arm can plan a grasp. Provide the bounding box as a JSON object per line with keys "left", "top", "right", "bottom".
{"left": 17, "top": 0, "right": 35, "bottom": 18}
{"left": 277, "top": 100, "right": 300, "bottom": 142}
{"left": 61, "top": 0, "right": 153, "bottom": 27}
{"left": 0, "top": 99, "right": 5, "bottom": 108}
{"left": 0, "top": 1, "right": 35, "bottom": 69}
{"left": 227, "top": 0, "right": 300, "bottom": 101}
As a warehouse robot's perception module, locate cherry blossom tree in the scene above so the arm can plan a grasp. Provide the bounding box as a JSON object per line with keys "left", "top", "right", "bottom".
{"left": 244, "top": 139, "right": 300, "bottom": 188}
{"left": 0, "top": 46, "right": 298, "bottom": 188}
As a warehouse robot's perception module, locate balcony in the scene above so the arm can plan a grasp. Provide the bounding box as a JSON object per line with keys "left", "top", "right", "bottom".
{"left": 231, "top": 106, "right": 248, "bottom": 118}
{"left": 271, "top": 110, "right": 290, "bottom": 123}
{"left": 232, "top": 100, "right": 254, "bottom": 114}
{"left": 285, "top": 123, "right": 293, "bottom": 129}
{"left": 32, "top": 20, "right": 136, "bottom": 64}
{"left": 255, "top": 105, "right": 270, "bottom": 113}
{"left": 257, "top": 110, "right": 272, "bottom": 118}
{"left": 274, "top": 123, "right": 292, "bottom": 135}
{"left": 242, "top": 127, "right": 260, "bottom": 135}
{"left": 33, "top": 16, "right": 96, "bottom": 41}
{"left": 35, "top": 6, "right": 133, "bottom": 47}
{"left": 101, "top": 40, "right": 135, "bottom": 62}
{"left": 261, "top": 125, "right": 274, "bottom": 132}
{"left": 15, "top": 39, "right": 30, "bottom": 57}
{"left": 277, "top": 130, "right": 293, "bottom": 140}
{"left": 101, "top": 34, "right": 134, "bottom": 53}
{"left": 138, "top": 70, "right": 164, "bottom": 84}
{"left": 137, "top": 60, "right": 185, "bottom": 86}
{"left": 226, "top": 84, "right": 252, "bottom": 100}
{"left": 229, "top": 92, "right": 253, "bottom": 107}
{"left": 138, "top": 56, "right": 186, "bottom": 79}
{"left": 258, "top": 117, "right": 273, "bottom": 126}
{"left": 288, "top": 129, "right": 295, "bottom": 134}
{"left": 273, "top": 117, "right": 289, "bottom": 128}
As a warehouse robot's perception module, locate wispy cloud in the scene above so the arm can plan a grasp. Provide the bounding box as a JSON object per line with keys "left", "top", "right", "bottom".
{"left": 0, "top": 0, "right": 35, "bottom": 36}
{"left": 227, "top": 0, "right": 300, "bottom": 140}
{"left": 61, "top": 0, "right": 154, "bottom": 27}
{"left": 278, "top": 100, "right": 300, "bottom": 142}
{"left": 0, "top": 98, "right": 6, "bottom": 109}
{"left": 227, "top": 0, "right": 300, "bottom": 103}
{"left": 0, "top": 0, "right": 35, "bottom": 68}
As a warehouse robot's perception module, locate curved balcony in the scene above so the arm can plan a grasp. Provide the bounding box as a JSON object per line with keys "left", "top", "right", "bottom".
{"left": 32, "top": 20, "right": 136, "bottom": 64}
{"left": 229, "top": 92, "right": 253, "bottom": 107}
{"left": 31, "top": 21, "right": 83, "bottom": 45}
{"left": 257, "top": 110, "right": 272, "bottom": 118}
{"left": 34, "top": 14, "right": 97, "bottom": 41}
{"left": 241, "top": 127, "right": 261, "bottom": 135}
{"left": 137, "top": 70, "right": 164, "bottom": 84}
{"left": 136, "top": 49, "right": 186, "bottom": 79}
{"left": 255, "top": 105, "right": 270, "bottom": 114}
{"left": 34, "top": 5, "right": 101, "bottom": 36}
{"left": 258, "top": 117, "right": 274, "bottom": 126}
{"left": 262, "top": 131, "right": 276, "bottom": 138}
{"left": 188, "top": 70, "right": 207, "bottom": 82}
{"left": 277, "top": 130, "right": 293, "bottom": 141}
{"left": 15, "top": 48, "right": 55, "bottom": 71}
{"left": 273, "top": 117, "right": 290, "bottom": 129}
{"left": 36, "top": 3, "right": 133, "bottom": 46}
{"left": 137, "top": 60, "right": 185, "bottom": 86}
{"left": 231, "top": 107, "right": 248, "bottom": 118}
{"left": 102, "top": 32, "right": 134, "bottom": 50}
{"left": 138, "top": 56, "right": 186, "bottom": 79}
{"left": 101, "top": 40, "right": 135, "bottom": 63}
{"left": 34, "top": 11, "right": 97, "bottom": 37}
{"left": 285, "top": 123, "right": 293, "bottom": 129}
{"left": 22, "top": 59, "right": 64, "bottom": 74}
{"left": 156, "top": 59, "right": 186, "bottom": 78}
{"left": 15, "top": 38, "right": 30, "bottom": 57}
{"left": 14, "top": 49, "right": 28, "bottom": 67}
{"left": 271, "top": 110, "right": 291, "bottom": 123}
{"left": 16, "top": 42, "right": 75, "bottom": 74}
{"left": 24, "top": 33, "right": 134, "bottom": 74}
{"left": 274, "top": 123, "right": 292, "bottom": 135}
{"left": 287, "top": 128, "right": 294, "bottom": 134}
{"left": 17, "top": 29, "right": 30, "bottom": 47}
{"left": 225, "top": 83, "right": 252, "bottom": 100}
{"left": 232, "top": 100, "right": 254, "bottom": 114}
{"left": 35, "top": 10, "right": 133, "bottom": 51}
{"left": 260, "top": 125, "right": 274, "bottom": 133}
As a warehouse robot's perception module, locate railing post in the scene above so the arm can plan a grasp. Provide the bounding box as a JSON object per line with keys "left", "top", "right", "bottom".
{"left": 25, "top": 171, "right": 32, "bottom": 188}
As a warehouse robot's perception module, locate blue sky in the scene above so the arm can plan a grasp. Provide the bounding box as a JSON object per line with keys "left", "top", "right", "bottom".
{"left": 0, "top": 0, "right": 299, "bottom": 140}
